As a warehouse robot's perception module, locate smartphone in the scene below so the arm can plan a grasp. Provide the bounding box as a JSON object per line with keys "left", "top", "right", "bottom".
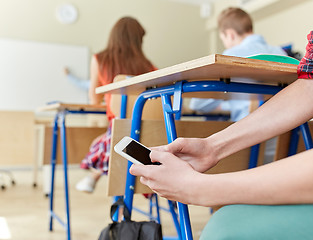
{"left": 114, "top": 136, "right": 160, "bottom": 165}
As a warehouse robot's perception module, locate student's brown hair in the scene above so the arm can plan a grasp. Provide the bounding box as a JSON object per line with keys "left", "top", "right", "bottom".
{"left": 218, "top": 7, "right": 253, "bottom": 35}
{"left": 96, "top": 16, "right": 154, "bottom": 83}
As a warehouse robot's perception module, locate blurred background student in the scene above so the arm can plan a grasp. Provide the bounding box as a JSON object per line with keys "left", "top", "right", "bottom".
{"left": 75, "top": 16, "right": 157, "bottom": 193}
{"left": 189, "top": 7, "right": 287, "bottom": 122}
{"left": 64, "top": 67, "right": 90, "bottom": 91}
{"left": 189, "top": 7, "right": 287, "bottom": 164}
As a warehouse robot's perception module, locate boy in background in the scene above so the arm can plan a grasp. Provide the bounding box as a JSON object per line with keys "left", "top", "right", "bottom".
{"left": 189, "top": 7, "right": 286, "bottom": 122}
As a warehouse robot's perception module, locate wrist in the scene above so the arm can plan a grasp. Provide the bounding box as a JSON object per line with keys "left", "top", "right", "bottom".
{"left": 205, "top": 132, "right": 227, "bottom": 163}
{"left": 186, "top": 172, "right": 210, "bottom": 206}
{"left": 193, "top": 173, "right": 241, "bottom": 207}
{"left": 206, "top": 122, "right": 246, "bottom": 162}
{"left": 190, "top": 173, "right": 221, "bottom": 207}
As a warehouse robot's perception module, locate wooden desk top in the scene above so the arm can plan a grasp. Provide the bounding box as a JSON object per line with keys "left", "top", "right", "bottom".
{"left": 96, "top": 54, "right": 298, "bottom": 97}
{"left": 37, "top": 103, "right": 106, "bottom": 112}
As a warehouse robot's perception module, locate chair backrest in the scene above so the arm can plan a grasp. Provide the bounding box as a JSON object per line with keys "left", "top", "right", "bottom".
{"left": 110, "top": 75, "right": 164, "bottom": 120}
{"left": 107, "top": 119, "right": 265, "bottom": 196}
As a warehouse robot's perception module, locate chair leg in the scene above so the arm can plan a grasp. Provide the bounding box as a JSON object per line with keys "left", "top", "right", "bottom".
{"left": 0, "top": 170, "right": 15, "bottom": 189}
{"left": 43, "top": 165, "right": 51, "bottom": 197}
{"left": 6, "top": 171, "right": 15, "bottom": 185}
{"left": 0, "top": 174, "right": 5, "bottom": 190}
{"left": 33, "top": 124, "right": 45, "bottom": 188}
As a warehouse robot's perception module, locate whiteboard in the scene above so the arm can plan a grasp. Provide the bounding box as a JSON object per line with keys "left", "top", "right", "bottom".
{"left": 0, "top": 38, "right": 90, "bottom": 111}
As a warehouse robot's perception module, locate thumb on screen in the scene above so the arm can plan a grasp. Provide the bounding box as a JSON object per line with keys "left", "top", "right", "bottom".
{"left": 150, "top": 150, "right": 171, "bottom": 164}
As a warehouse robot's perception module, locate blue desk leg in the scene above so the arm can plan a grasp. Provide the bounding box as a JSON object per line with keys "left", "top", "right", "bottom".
{"left": 60, "top": 112, "right": 71, "bottom": 240}
{"left": 154, "top": 195, "right": 161, "bottom": 223}
{"left": 112, "top": 196, "right": 122, "bottom": 222}
{"left": 248, "top": 144, "right": 260, "bottom": 169}
{"left": 300, "top": 123, "right": 313, "bottom": 150}
{"left": 124, "top": 92, "right": 187, "bottom": 239}
{"left": 288, "top": 123, "right": 312, "bottom": 157}
{"left": 288, "top": 127, "right": 300, "bottom": 156}
{"left": 149, "top": 194, "right": 161, "bottom": 223}
{"left": 120, "top": 95, "right": 128, "bottom": 119}
{"left": 49, "top": 114, "right": 59, "bottom": 231}
{"left": 124, "top": 95, "right": 147, "bottom": 216}
{"left": 161, "top": 94, "right": 193, "bottom": 240}
{"left": 149, "top": 196, "right": 154, "bottom": 221}
{"left": 248, "top": 100, "right": 263, "bottom": 169}
{"left": 167, "top": 200, "right": 182, "bottom": 240}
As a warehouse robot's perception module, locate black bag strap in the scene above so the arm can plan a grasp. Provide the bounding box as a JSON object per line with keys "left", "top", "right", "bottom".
{"left": 110, "top": 197, "right": 131, "bottom": 222}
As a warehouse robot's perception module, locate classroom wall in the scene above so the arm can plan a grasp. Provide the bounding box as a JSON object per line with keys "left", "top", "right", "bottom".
{"left": 253, "top": 1, "right": 313, "bottom": 54}
{"left": 0, "top": 0, "right": 209, "bottom": 68}
{"left": 0, "top": 0, "right": 209, "bottom": 166}
{"left": 205, "top": 0, "right": 312, "bottom": 55}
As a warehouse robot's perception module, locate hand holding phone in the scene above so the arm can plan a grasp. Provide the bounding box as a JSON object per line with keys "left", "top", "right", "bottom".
{"left": 114, "top": 136, "right": 160, "bottom": 165}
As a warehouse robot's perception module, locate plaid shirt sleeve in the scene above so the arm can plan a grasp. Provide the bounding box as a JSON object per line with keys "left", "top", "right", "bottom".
{"left": 298, "top": 31, "right": 313, "bottom": 79}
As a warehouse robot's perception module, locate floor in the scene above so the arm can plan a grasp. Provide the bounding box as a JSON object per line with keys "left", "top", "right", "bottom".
{"left": 0, "top": 168, "right": 211, "bottom": 240}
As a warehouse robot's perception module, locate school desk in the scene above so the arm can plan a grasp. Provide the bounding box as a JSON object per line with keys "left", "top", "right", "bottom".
{"left": 37, "top": 102, "right": 106, "bottom": 240}
{"left": 96, "top": 54, "right": 312, "bottom": 240}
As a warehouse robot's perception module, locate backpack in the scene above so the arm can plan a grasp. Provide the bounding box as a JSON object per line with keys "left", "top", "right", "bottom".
{"left": 98, "top": 198, "right": 163, "bottom": 240}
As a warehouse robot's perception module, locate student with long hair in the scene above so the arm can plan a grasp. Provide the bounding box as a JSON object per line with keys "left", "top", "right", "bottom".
{"left": 76, "top": 17, "right": 156, "bottom": 193}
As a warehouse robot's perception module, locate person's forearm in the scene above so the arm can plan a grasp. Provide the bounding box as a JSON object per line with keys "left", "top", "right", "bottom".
{"left": 209, "top": 79, "right": 313, "bottom": 161}
{"left": 192, "top": 148, "right": 313, "bottom": 207}
{"left": 89, "top": 55, "right": 102, "bottom": 105}
{"left": 67, "top": 74, "right": 90, "bottom": 91}
{"left": 89, "top": 85, "right": 103, "bottom": 105}
{"left": 89, "top": 92, "right": 103, "bottom": 105}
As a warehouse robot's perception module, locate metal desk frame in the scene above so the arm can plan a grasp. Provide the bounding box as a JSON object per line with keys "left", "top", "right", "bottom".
{"left": 122, "top": 80, "right": 313, "bottom": 240}
{"left": 49, "top": 108, "right": 106, "bottom": 240}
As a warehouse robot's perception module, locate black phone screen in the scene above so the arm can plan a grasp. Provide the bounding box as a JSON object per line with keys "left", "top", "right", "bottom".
{"left": 123, "top": 140, "right": 158, "bottom": 165}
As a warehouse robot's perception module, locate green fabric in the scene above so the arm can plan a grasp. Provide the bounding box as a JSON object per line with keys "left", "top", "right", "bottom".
{"left": 200, "top": 204, "right": 313, "bottom": 240}
{"left": 247, "top": 54, "right": 300, "bottom": 65}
